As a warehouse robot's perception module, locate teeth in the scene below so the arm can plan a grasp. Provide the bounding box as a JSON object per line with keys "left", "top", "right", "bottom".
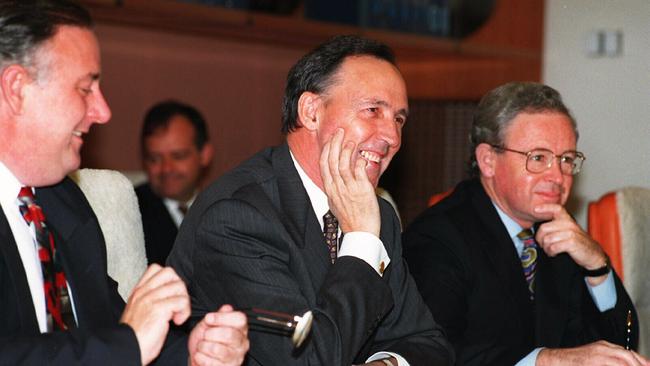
{"left": 360, "top": 150, "right": 381, "bottom": 163}
{"left": 72, "top": 131, "right": 82, "bottom": 137}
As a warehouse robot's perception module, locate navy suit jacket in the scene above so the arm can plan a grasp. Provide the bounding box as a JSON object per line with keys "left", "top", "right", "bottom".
{"left": 0, "top": 177, "right": 187, "bottom": 365}
{"left": 403, "top": 179, "right": 638, "bottom": 366}
{"left": 135, "top": 183, "right": 178, "bottom": 265}
{"left": 168, "top": 144, "right": 454, "bottom": 365}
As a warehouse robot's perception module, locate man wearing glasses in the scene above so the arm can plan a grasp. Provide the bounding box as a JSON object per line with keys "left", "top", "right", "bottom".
{"left": 403, "top": 82, "right": 647, "bottom": 365}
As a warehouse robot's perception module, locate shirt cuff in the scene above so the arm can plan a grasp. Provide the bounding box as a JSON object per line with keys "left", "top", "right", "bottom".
{"left": 515, "top": 347, "right": 543, "bottom": 366}
{"left": 366, "top": 351, "right": 409, "bottom": 365}
{"left": 338, "top": 232, "right": 390, "bottom": 276}
{"left": 585, "top": 270, "right": 617, "bottom": 312}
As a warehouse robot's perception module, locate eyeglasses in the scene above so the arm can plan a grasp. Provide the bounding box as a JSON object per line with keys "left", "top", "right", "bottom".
{"left": 490, "top": 145, "right": 585, "bottom": 176}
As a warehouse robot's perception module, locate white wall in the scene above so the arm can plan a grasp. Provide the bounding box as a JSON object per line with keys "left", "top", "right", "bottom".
{"left": 543, "top": 0, "right": 650, "bottom": 226}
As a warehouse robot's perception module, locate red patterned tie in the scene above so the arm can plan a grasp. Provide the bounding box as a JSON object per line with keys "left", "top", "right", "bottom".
{"left": 517, "top": 229, "right": 538, "bottom": 301}
{"left": 322, "top": 210, "right": 338, "bottom": 264}
{"left": 17, "top": 187, "right": 75, "bottom": 331}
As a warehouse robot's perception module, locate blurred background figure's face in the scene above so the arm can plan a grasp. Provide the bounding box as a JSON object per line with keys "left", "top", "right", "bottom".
{"left": 143, "top": 115, "right": 211, "bottom": 202}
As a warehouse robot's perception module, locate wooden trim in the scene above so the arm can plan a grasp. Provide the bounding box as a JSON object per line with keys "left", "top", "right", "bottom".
{"left": 80, "top": 0, "right": 543, "bottom": 100}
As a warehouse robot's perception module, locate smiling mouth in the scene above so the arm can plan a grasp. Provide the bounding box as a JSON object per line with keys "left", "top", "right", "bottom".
{"left": 360, "top": 150, "right": 382, "bottom": 164}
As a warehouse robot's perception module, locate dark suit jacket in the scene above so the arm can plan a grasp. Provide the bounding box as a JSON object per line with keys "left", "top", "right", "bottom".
{"left": 403, "top": 179, "right": 638, "bottom": 366}
{"left": 136, "top": 183, "right": 178, "bottom": 265}
{"left": 167, "top": 144, "right": 454, "bottom": 365}
{"left": 0, "top": 177, "right": 187, "bottom": 365}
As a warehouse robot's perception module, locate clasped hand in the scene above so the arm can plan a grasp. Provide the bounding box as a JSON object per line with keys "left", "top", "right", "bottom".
{"left": 120, "top": 264, "right": 249, "bottom": 365}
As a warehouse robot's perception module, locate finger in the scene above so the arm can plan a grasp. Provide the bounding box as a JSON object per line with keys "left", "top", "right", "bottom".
{"left": 196, "top": 337, "right": 248, "bottom": 365}
{"left": 539, "top": 238, "right": 573, "bottom": 257}
{"left": 130, "top": 264, "right": 164, "bottom": 294}
{"left": 338, "top": 140, "right": 356, "bottom": 184}
{"left": 319, "top": 137, "right": 333, "bottom": 189}
{"left": 133, "top": 267, "right": 185, "bottom": 295}
{"left": 135, "top": 278, "right": 191, "bottom": 324}
{"left": 630, "top": 350, "right": 650, "bottom": 364}
{"left": 353, "top": 152, "right": 370, "bottom": 183}
{"left": 203, "top": 310, "right": 248, "bottom": 330}
{"left": 537, "top": 229, "right": 573, "bottom": 248}
{"left": 533, "top": 203, "right": 569, "bottom": 220}
{"left": 327, "top": 128, "right": 344, "bottom": 183}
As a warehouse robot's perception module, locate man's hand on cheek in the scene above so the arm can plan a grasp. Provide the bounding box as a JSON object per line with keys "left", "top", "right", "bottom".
{"left": 319, "top": 128, "right": 380, "bottom": 236}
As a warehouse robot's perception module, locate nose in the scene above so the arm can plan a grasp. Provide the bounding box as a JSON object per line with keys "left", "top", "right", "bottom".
{"left": 378, "top": 116, "right": 401, "bottom": 149}
{"left": 544, "top": 156, "right": 565, "bottom": 184}
{"left": 160, "top": 156, "right": 174, "bottom": 173}
{"left": 88, "top": 87, "right": 112, "bottom": 125}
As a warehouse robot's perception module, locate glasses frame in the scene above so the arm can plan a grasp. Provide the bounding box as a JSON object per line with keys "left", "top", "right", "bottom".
{"left": 490, "top": 145, "right": 586, "bottom": 176}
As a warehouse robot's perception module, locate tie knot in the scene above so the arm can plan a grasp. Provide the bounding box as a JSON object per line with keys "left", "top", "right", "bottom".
{"left": 517, "top": 228, "right": 534, "bottom": 240}
{"left": 18, "top": 186, "right": 35, "bottom": 201}
{"left": 178, "top": 202, "right": 188, "bottom": 216}
{"left": 323, "top": 210, "right": 338, "bottom": 228}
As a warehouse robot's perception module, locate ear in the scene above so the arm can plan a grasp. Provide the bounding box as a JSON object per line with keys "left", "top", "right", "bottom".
{"left": 0, "top": 64, "right": 31, "bottom": 115}
{"left": 296, "top": 91, "right": 321, "bottom": 131}
{"left": 199, "top": 142, "right": 214, "bottom": 167}
{"left": 475, "top": 143, "right": 497, "bottom": 178}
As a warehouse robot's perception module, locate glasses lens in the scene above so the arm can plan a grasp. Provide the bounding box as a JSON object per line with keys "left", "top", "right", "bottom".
{"left": 564, "top": 154, "right": 584, "bottom": 175}
{"left": 526, "top": 149, "right": 552, "bottom": 173}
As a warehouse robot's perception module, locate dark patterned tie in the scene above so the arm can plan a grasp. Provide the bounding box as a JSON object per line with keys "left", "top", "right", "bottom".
{"left": 17, "top": 187, "right": 75, "bottom": 331}
{"left": 178, "top": 202, "right": 188, "bottom": 216}
{"left": 517, "top": 228, "right": 538, "bottom": 301}
{"left": 322, "top": 210, "right": 338, "bottom": 264}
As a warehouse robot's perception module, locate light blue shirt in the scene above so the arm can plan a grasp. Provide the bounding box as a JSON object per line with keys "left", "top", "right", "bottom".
{"left": 492, "top": 203, "right": 617, "bottom": 366}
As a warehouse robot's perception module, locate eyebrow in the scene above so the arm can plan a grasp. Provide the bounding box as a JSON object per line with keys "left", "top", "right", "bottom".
{"left": 368, "top": 99, "right": 409, "bottom": 118}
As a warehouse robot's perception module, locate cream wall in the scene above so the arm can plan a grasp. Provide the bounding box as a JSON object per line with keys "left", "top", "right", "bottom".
{"left": 543, "top": 0, "right": 650, "bottom": 226}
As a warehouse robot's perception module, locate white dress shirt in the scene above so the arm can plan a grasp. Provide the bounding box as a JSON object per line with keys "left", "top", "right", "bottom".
{"left": 0, "top": 161, "right": 77, "bottom": 333}
{"left": 163, "top": 194, "right": 196, "bottom": 228}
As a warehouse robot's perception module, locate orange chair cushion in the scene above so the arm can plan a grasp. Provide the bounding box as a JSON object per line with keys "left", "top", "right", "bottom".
{"left": 587, "top": 192, "right": 623, "bottom": 280}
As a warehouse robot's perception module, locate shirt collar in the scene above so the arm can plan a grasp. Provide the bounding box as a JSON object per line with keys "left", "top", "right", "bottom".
{"left": 289, "top": 150, "right": 329, "bottom": 229}
{"left": 0, "top": 161, "right": 24, "bottom": 207}
{"left": 492, "top": 201, "right": 524, "bottom": 243}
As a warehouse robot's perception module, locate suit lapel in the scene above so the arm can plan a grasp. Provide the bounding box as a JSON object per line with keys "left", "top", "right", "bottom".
{"left": 37, "top": 180, "right": 116, "bottom": 328}
{"left": 534, "top": 250, "right": 572, "bottom": 346}
{"left": 0, "top": 207, "right": 40, "bottom": 334}
{"left": 465, "top": 180, "right": 534, "bottom": 336}
{"left": 273, "top": 145, "right": 331, "bottom": 301}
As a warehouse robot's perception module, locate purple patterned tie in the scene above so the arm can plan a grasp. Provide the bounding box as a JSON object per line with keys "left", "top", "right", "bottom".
{"left": 322, "top": 211, "right": 338, "bottom": 264}
{"left": 517, "top": 229, "right": 538, "bottom": 300}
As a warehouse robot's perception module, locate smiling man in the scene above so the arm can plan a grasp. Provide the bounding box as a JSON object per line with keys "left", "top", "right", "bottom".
{"left": 137, "top": 101, "right": 213, "bottom": 265}
{"left": 403, "top": 82, "right": 646, "bottom": 366}
{"left": 168, "top": 35, "right": 453, "bottom": 365}
{"left": 0, "top": 1, "right": 247, "bottom": 365}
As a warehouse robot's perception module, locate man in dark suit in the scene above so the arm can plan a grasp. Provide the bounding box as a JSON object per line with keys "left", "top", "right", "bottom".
{"left": 136, "top": 101, "right": 213, "bottom": 265}
{"left": 0, "top": 1, "right": 247, "bottom": 364}
{"left": 167, "top": 36, "right": 454, "bottom": 365}
{"left": 403, "top": 82, "right": 648, "bottom": 366}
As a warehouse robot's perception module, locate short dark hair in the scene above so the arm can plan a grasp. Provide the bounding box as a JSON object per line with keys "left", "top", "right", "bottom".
{"left": 281, "top": 35, "right": 396, "bottom": 134}
{"left": 140, "top": 100, "right": 209, "bottom": 155}
{"left": 0, "top": 0, "right": 92, "bottom": 72}
{"left": 468, "top": 82, "right": 578, "bottom": 176}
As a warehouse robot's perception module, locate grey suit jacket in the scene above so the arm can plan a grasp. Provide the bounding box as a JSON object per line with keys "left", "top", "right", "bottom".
{"left": 168, "top": 144, "right": 453, "bottom": 365}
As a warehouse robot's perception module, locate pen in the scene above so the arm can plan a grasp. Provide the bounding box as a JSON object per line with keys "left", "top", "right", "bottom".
{"left": 626, "top": 309, "right": 632, "bottom": 350}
